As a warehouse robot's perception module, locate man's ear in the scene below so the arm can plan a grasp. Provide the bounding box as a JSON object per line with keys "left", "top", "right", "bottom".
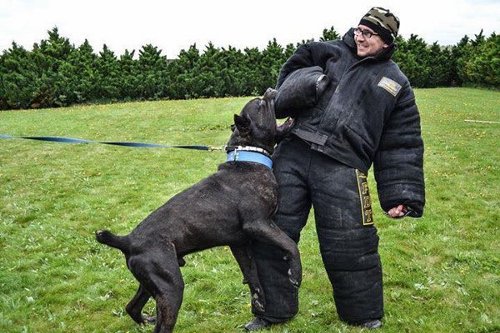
{"left": 234, "top": 114, "right": 251, "bottom": 136}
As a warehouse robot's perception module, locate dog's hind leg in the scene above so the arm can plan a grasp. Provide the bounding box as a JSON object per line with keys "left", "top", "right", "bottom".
{"left": 129, "top": 245, "right": 184, "bottom": 333}
{"left": 243, "top": 220, "right": 302, "bottom": 288}
{"left": 126, "top": 284, "right": 155, "bottom": 324}
{"left": 230, "top": 245, "right": 265, "bottom": 312}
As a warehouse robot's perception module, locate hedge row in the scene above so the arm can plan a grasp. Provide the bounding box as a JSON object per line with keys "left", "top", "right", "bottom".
{"left": 0, "top": 27, "right": 498, "bottom": 110}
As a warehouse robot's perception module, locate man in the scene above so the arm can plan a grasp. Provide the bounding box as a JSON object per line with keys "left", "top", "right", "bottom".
{"left": 245, "top": 7, "right": 425, "bottom": 330}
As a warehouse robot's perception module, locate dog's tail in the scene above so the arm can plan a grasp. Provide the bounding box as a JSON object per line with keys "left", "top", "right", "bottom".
{"left": 95, "top": 230, "right": 129, "bottom": 253}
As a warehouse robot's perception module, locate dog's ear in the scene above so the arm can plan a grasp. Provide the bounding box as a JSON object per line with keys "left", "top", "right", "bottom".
{"left": 234, "top": 114, "right": 251, "bottom": 136}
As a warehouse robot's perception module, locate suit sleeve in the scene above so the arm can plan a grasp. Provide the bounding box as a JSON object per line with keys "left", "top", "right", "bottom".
{"left": 274, "top": 43, "right": 331, "bottom": 118}
{"left": 373, "top": 85, "right": 426, "bottom": 217}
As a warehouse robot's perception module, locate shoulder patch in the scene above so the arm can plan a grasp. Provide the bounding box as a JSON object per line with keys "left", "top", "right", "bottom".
{"left": 377, "top": 77, "right": 401, "bottom": 97}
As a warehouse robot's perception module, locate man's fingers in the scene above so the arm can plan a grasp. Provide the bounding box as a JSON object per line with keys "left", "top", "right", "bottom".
{"left": 387, "top": 205, "right": 407, "bottom": 218}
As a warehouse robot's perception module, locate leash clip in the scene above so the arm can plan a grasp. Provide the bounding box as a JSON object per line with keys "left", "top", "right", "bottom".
{"left": 208, "top": 145, "right": 224, "bottom": 152}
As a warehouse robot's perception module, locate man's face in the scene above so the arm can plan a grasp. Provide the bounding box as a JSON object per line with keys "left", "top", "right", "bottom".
{"left": 354, "top": 24, "right": 388, "bottom": 58}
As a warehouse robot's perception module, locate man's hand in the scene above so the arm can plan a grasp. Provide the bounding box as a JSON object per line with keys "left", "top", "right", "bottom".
{"left": 387, "top": 204, "right": 407, "bottom": 218}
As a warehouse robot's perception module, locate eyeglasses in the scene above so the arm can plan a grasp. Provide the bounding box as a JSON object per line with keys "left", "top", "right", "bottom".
{"left": 354, "top": 28, "right": 379, "bottom": 39}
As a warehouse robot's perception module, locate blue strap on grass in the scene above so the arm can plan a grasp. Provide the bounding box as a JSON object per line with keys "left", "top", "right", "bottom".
{"left": 0, "top": 134, "right": 214, "bottom": 151}
{"left": 21, "top": 136, "right": 93, "bottom": 144}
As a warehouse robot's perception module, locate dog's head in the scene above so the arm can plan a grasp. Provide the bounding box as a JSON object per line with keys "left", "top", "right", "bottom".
{"left": 227, "top": 88, "right": 277, "bottom": 154}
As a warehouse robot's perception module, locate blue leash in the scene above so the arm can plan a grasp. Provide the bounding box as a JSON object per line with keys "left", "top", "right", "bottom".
{"left": 0, "top": 134, "right": 220, "bottom": 151}
{"left": 2, "top": 134, "right": 275, "bottom": 169}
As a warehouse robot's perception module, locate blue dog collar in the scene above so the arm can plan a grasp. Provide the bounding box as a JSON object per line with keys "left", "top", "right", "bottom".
{"left": 226, "top": 149, "right": 273, "bottom": 169}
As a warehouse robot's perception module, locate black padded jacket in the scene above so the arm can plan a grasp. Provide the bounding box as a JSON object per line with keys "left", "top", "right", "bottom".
{"left": 274, "top": 29, "right": 425, "bottom": 217}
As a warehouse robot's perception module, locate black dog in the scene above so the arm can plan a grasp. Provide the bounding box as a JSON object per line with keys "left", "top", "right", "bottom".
{"left": 96, "top": 88, "right": 301, "bottom": 333}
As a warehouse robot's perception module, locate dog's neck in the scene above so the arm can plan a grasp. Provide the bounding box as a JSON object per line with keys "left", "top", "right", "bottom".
{"left": 225, "top": 146, "right": 273, "bottom": 169}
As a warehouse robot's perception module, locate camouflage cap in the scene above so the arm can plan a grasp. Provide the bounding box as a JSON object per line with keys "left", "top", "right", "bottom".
{"left": 359, "top": 7, "right": 400, "bottom": 44}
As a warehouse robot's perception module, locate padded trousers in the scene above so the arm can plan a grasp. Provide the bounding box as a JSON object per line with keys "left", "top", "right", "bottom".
{"left": 252, "top": 137, "right": 383, "bottom": 324}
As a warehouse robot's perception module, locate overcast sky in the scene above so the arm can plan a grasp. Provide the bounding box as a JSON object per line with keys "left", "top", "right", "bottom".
{"left": 1, "top": 0, "right": 498, "bottom": 58}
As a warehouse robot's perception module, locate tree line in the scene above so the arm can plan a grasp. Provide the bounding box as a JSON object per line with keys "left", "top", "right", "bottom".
{"left": 0, "top": 27, "right": 498, "bottom": 110}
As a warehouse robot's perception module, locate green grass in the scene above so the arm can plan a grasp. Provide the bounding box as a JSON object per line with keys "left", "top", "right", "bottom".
{"left": 0, "top": 88, "right": 498, "bottom": 333}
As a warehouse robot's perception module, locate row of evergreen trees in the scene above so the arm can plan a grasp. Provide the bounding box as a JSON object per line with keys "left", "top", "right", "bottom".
{"left": 0, "top": 27, "right": 498, "bottom": 110}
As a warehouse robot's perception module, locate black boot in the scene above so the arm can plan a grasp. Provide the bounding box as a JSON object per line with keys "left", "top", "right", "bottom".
{"left": 244, "top": 317, "right": 272, "bottom": 331}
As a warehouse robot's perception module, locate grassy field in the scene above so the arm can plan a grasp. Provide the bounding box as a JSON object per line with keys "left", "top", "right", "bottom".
{"left": 0, "top": 88, "right": 498, "bottom": 333}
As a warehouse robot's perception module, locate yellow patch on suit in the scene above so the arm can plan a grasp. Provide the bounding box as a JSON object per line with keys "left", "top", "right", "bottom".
{"left": 377, "top": 77, "right": 402, "bottom": 97}
{"left": 355, "top": 169, "right": 374, "bottom": 225}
